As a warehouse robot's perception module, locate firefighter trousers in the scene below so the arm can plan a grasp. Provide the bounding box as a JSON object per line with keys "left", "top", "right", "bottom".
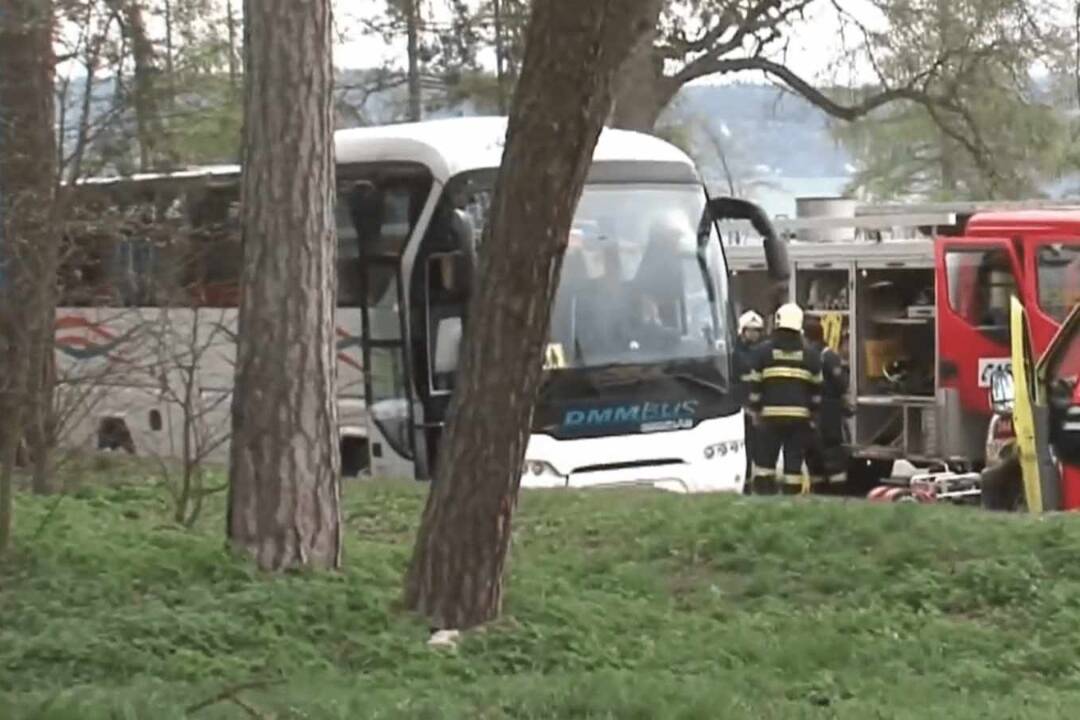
{"left": 805, "top": 426, "right": 848, "bottom": 490}
{"left": 751, "top": 419, "right": 811, "bottom": 495}
{"left": 743, "top": 413, "right": 755, "bottom": 494}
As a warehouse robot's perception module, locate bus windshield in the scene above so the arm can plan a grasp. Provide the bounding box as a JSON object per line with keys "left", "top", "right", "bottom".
{"left": 457, "top": 180, "right": 730, "bottom": 376}
{"left": 548, "top": 185, "right": 728, "bottom": 371}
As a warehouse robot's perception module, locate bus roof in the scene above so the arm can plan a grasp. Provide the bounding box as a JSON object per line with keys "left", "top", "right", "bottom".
{"left": 75, "top": 117, "right": 698, "bottom": 190}
{"left": 77, "top": 164, "right": 242, "bottom": 188}
{"left": 333, "top": 116, "right": 697, "bottom": 182}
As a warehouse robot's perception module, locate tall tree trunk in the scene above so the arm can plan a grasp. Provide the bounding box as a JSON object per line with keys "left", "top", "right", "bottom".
{"left": 405, "top": 0, "right": 422, "bottom": 121}
{"left": 939, "top": 129, "right": 959, "bottom": 197}
{"left": 106, "top": 0, "right": 170, "bottom": 170}
{"left": 226, "top": 0, "right": 239, "bottom": 91}
{"left": 492, "top": 0, "right": 508, "bottom": 114}
{"left": 404, "top": 0, "right": 662, "bottom": 630}
{"left": 69, "top": 41, "right": 100, "bottom": 183}
{"left": 164, "top": 0, "right": 176, "bottom": 108}
{"left": 0, "top": 0, "right": 59, "bottom": 501}
{"left": 227, "top": 0, "right": 342, "bottom": 571}
{"left": 609, "top": 5, "right": 674, "bottom": 132}
{"left": 502, "top": 0, "right": 526, "bottom": 89}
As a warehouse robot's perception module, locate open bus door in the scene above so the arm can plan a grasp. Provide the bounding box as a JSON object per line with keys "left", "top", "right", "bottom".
{"left": 406, "top": 206, "right": 477, "bottom": 482}
{"left": 345, "top": 171, "right": 432, "bottom": 480}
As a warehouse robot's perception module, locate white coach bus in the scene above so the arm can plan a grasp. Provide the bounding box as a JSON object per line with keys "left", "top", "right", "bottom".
{"left": 54, "top": 116, "right": 788, "bottom": 492}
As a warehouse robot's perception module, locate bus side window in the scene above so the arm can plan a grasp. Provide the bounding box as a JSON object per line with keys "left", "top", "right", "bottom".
{"left": 59, "top": 232, "right": 108, "bottom": 307}
{"left": 187, "top": 189, "right": 241, "bottom": 308}
{"left": 945, "top": 248, "right": 1015, "bottom": 333}
{"left": 336, "top": 196, "right": 364, "bottom": 308}
{"left": 341, "top": 178, "right": 430, "bottom": 306}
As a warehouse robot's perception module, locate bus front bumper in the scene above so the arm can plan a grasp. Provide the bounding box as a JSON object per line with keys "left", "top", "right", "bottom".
{"left": 519, "top": 414, "right": 746, "bottom": 494}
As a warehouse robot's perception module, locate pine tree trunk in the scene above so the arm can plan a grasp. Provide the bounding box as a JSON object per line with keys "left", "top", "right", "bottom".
{"left": 227, "top": 0, "right": 342, "bottom": 572}
{"left": 0, "top": 0, "right": 59, "bottom": 502}
{"left": 226, "top": 0, "right": 239, "bottom": 91}
{"left": 105, "top": 0, "right": 171, "bottom": 170}
{"left": 404, "top": 0, "right": 662, "bottom": 630}
{"left": 405, "top": 0, "right": 422, "bottom": 121}
{"left": 492, "top": 0, "right": 509, "bottom": 114}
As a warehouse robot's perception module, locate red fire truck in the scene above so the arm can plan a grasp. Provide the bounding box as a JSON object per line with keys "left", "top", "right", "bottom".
{"left": 726, "top": 202, "right": 1080, "bottom": 496}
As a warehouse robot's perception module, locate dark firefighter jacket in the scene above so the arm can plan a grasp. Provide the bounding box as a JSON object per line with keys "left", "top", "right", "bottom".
{"left": 733, "top": 336, "right": 760, "bottom": 407}
{"left": 807, "top": 341, "right": 849, "bottom": 445}
{"left": 747, "top": 329, "right": 823, "bottom": 421}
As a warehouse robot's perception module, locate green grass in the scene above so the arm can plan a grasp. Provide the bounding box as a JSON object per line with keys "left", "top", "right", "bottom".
{"left": 5, "top": 459, "right": 1080, "bottom": 718}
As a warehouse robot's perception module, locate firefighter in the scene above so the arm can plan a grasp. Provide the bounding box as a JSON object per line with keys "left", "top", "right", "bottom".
{"left": 803, "top": 318, "right": 850, "bottom": 493}
{"left": 747, "top": 303, "right": 823, "bottom": 495}
{"left": 735, "top": 310, "right": 765, "bottom": 491}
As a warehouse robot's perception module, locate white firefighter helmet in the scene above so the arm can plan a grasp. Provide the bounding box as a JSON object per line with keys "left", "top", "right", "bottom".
{"left": 739, "top": 310, "right": 764, "bottom": 333}
{"left": 775, "top": 302, "right": 804, "bottom": 332}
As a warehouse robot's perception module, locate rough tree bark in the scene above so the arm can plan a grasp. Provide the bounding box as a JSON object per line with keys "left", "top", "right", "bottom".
{"left": 227, "top": 0, "right": 342, "bottom": 571}
{"left": 226, "top": 0, "right": 239, "bottom": 90}
{"left": 105, "top": 0, "right": 172, "bottom": 170}
{"left": 609, "top": 3, "right": 674, "bottom": 132}
{"left": 492, "top": 0, "right": 507, "bottom": 113}
{"left": 0, "top": 0, "right": 59, "bottom": 509}
{"left": 405, "top": 0, "right": 422, "bottom": 121}
{"left": 404, "top": 0, "right": 662, "bottom": 630}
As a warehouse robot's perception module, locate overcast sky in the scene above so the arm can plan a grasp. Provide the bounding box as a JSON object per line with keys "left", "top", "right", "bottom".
{"left": 56, "top": 0, "right": 883, "bottom": 86}
{"left": 332, "top": 0, "right": 884, "bottom": 85}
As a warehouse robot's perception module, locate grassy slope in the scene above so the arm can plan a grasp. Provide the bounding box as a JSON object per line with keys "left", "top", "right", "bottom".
{"left": 4, "top": 462, "right": 1080, "bottom": 718}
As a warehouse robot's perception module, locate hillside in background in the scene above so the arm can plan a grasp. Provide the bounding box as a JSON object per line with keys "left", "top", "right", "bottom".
{"left": 60, "top": 72, "right": 1077, "bottom": 216}
{"left": 661, "top": 83, "right": 854, "bottom": 216}
{"left": 343, "top": 77, "right": 857, "bottom": 216}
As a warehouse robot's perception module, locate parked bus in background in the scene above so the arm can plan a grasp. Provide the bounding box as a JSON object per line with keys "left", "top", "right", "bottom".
{"left": 54, "top": 117, "right": 789, "bottom": 492}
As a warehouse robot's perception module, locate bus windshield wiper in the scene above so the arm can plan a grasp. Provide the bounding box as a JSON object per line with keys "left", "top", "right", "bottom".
{"left": 670, "top": 372, "right": 729, "bottom": 397}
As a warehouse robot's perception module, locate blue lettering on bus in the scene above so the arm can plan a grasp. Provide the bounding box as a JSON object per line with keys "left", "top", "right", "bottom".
{"left": 561, "top": 400, "right": 699, "bottom": 430}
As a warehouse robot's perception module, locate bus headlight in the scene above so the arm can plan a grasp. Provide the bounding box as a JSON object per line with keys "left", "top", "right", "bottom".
{"left": 523, "top": 460, "right": 559, "bottom": 477}
{"left": 704, "top": 440, "right": 744, "bottom": 460}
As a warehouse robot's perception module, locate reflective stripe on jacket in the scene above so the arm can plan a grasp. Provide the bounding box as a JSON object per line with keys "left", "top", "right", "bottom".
{"left": 747, "top": 329, "right": 822, "bottom": 421}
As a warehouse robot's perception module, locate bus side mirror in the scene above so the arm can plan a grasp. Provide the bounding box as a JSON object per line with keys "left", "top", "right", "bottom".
{"left": 708, "top": 196, "right": 789, "bottom": 308}
{"left": 434, "top": 316, "right": 463, "bottom": 375}
{"left": 707, "top": 196, "right": 789, "bottom": 284}
{"left": 448, "top": 209, "right": 478, "bottom": 299}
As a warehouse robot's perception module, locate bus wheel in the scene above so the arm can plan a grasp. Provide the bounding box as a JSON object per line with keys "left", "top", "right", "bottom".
{"left": 97, "top": 418, "right": 135, "bottom": 455}
{"left": 340, "top": 436, "right": 370, "bottom": 478}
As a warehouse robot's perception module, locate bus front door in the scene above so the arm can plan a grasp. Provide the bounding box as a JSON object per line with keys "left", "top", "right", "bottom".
{"left": 345, "top": 173, "right": 432, "bottom": 480}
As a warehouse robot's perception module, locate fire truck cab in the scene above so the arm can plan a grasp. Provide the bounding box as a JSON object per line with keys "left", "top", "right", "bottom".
{"left": 937, "top": 212, "right": 1080, "bottom": 465}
